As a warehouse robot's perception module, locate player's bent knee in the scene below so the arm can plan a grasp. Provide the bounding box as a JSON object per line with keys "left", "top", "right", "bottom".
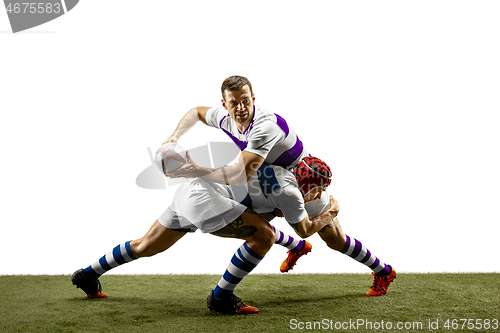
{"left": 248, "top": 223, "right": 274, "bottom": 251}
{"left": 259, "top": 223, "right": 275, "bottom": 249}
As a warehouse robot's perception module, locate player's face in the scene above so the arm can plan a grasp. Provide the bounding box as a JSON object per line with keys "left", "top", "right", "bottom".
{"left": 303, "top": 186, "right": 326, "bottom": 204}
{"left": 222, "top": 85, "right": 255, "bottom": 129}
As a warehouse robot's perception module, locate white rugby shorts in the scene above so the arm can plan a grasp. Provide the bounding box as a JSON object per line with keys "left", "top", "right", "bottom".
{"left": 158, "top": 179, "right": 247, "bottom": 233}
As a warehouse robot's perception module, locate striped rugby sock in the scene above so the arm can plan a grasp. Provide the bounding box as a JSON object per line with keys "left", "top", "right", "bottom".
{"left": 82, "top": 241, "right": 137, "bottom": 279}
{"left": 213, "top": 242, "right": 264, "bottom": 299}
{"left": 341, "top": 235, "right": 391, "bottom": 276}
{"left": 272, "top": 226, "right": 305, "bottom": 252}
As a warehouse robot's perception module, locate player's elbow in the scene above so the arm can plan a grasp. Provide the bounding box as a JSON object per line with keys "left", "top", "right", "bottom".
{"left": 232, "top": 167, "right": 249, "bottom": 186}
{"left": 244, "top": 171, "right": 254, "bottom": 183}
{"left": 233, "top": 172, "right": 248, "bottom": 186}
{"left": 242, "top": 165, "right": 260, "bottom": 184}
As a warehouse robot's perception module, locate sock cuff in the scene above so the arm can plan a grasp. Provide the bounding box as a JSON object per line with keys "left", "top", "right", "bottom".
{"left": 125, "top": 241, "right": 137, "bottom": 260}
{"left": 242, "top": 243, "right": 264, "bottom": 261}
{"left": 340, "top": 234, "right": 351, "bottom": 254}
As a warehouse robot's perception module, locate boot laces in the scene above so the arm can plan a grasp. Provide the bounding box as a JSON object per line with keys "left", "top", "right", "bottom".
{"left": 286, "top": 251, "right": 301, "bottom": 265}
{"left": 369, "top": 273, "right": 391, "bottom": 292}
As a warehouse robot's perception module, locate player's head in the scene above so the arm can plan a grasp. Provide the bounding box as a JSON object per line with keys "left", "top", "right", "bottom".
{"left": 221, "top": 75, "right": 255, "bottom": 127}
{"left": 221, "top": 75, "right": 254, "bottom": 101}
{"left": 294, "top": 156, "right": 332, "bottom": 202}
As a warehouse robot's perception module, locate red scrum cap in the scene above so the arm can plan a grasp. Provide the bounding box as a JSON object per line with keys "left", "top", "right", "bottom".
{"left": 294, "top": 156, "right": 332, "bottom": 195}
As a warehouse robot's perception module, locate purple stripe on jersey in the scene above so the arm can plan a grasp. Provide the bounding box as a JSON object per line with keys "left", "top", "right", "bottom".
{"left": 274, "top": 113, "right": 290, "bottom": 137}
{"left": 272, "top": 136, "right": 304, "bottom": 168}
{"left": 221, "top": 127, "right": 247, "bottom": 150}
{"left": 272, "top": 113, "right": 303, "bottom": 167}
{"left": 219, "top": 114, "right": 230, "bottom": 129}
{"left": 220, "top": 114, "right": 248, "bottom": 150}
{"left": 243, "top": 119, "right": 255, "bottom": 135}
{"left": 243, "top": 106, "right": 256, "bottom": 135}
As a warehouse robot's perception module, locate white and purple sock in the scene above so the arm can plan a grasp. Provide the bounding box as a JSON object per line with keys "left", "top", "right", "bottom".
{"left": 82, "top": 241, "right": 137, "bottom": 279}
{"left": 272, "top": 226, "right": 305, "bottom": 252}
{"left": 341, "top": 235, "right": 391, "bottom": 276}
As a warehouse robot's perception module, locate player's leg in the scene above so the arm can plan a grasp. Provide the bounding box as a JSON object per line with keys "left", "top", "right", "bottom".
{"left": 207, "top": 209, "right": 275, "bottom": 314}
{"left": 130, "top": 220, "right": 188, "bottom": 258}
{"left": 72, "top": 220, "right": 188, "bottom": 298}
{"left": 212, "top": 209, "right": 275, "bottom": 255}
{"left": 171, "top": 179, "right": 271, "bottom": 314}
{"left": 274, "top": 226, "right": 312, "bottom": 273}
{"left": 316, "top": 218, "right": 346, "bottom": 251}
{"left": 257, "top": 211, "right": 307, "bottom": 252}
{"left": 317, "top": 218, "right": 396, "bottom": 296}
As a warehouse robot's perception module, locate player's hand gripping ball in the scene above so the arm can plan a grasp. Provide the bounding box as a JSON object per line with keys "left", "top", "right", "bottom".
{"left": 155, "top": 143, "right": 187, "bottom": 175}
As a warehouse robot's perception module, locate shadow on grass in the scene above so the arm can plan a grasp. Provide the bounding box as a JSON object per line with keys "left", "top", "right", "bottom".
{"left": 64, "top": 290, "right": 368, "bottom": 319}
{"left": 64, "top": 295, "right": 211, "bottom": 318}
{"left": 260, "top": 292, "right": 366, "bottom": 306}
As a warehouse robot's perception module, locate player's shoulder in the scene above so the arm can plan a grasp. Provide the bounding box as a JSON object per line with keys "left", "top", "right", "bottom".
{"left": 251, "top": 105, "right": 282, "bottom": 133}
{"left": 207, "top": 105, "right": 226, "bottom": 116}
{"left": 253, "top": 105, "right": 277, "bottom": 122}
{"left": 207, "top": 106, "right": 230, "bottom": 128}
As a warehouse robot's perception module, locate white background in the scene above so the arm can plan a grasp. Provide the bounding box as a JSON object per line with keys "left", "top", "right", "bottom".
{"left": 1, "top": 1, "right": 499, "bottom": 275}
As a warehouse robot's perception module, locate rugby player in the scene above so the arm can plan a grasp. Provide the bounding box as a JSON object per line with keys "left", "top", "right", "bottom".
{"left": 165, "top": 75, "right": 396, "bottom": 302}
{"left": 71, "top": 158, "right": 339, "bottom": 315}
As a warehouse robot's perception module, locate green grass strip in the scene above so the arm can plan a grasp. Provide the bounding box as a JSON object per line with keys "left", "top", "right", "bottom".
{"left": 0, "top": 273, "right": 498, "bottom": 332}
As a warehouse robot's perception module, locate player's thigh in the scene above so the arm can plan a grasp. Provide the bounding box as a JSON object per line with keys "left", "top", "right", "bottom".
{"left": 317, "top": 218, "right": 347, "bottom": 251}
{"left": 211, "top": 209, "right": 274, "bottom": 242}
{"left": 131, "top": 220, "right": 187, "bottom": 257}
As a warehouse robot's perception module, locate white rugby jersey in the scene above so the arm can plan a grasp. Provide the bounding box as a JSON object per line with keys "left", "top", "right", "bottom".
{"left": 205, "top": 105, "right": 310, "bottom": 169}
{"left": 208, "top": 164, "right": 330, "bottom": 224}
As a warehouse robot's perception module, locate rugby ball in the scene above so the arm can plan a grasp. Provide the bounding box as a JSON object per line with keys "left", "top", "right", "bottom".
{"left": 155, "top": 143, "right": 187, "bottom": 174}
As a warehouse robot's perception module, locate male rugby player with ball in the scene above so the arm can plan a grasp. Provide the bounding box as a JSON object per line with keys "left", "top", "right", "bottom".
{"left": 72, "top": 76, "right": 395, "bottom": 315}
{"left": 165, "top": 76, "right": 396, "bottom": 298}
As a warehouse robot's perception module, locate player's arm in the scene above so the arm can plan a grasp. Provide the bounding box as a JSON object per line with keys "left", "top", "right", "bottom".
{"left": 166, "top": 114, "right": 275, "bottom": 183}
{"left": 202, "top": 150, "right": 264, "bottom": 185}
{"left": 290, "top": 196, "right": 339, "bottom": 238}
{"left": 195, "top": 120, "right": 279, "bottom": 184}
{"left": 163, "top": 107, "right": 211, "bottom": 144}
{"left": 167, "top": 149, "right": 265, "bottom": 186}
